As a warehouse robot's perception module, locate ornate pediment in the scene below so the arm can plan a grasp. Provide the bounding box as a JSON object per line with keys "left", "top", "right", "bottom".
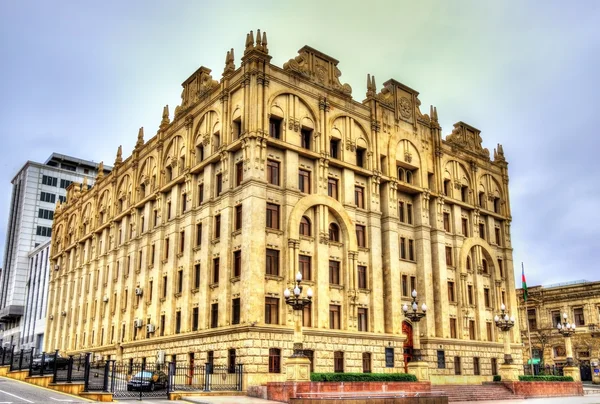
{"left": 283, "top": 46, "right": 352, "bottom": 97}
{"left": 375, "top": 79, "right": 421, "bottom": 124}
{"left": 175, "top": 66, "right": 219, "bottom": 117}
{"left": 445, "top": 121, "right": 490, "bottom": 158}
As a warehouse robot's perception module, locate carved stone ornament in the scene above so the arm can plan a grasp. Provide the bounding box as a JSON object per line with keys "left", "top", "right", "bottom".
{"left": 399, "top": 97, "right": 412, "bottom": 119}
{"left": 445, "top": 122, "right": 490, "bottom": 158}
{"left": 283, "top": 46, "right": 352, "bottom": 97}
{"left": 177, "top": 66, "right": 219, "bottom": 113}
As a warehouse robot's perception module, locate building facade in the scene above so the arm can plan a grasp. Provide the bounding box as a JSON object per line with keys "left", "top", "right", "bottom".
{"left": 46, "top": 31, "right": 521, "bottom": 385}
{"left": 0, "top": 153, "right": 109, "bottom": 348}
{"left": 517, "top": 280, "right": 600, "bottom": 382}
{"left": 21, "top": 240, "right": 51, "bottom": 351}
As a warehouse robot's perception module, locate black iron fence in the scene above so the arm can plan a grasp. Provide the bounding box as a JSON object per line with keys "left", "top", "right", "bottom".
{"left": 9, "top": 348, "right": 34, "bottom": 371}
{"left": 0, "top": 347, "right": 14, "bottom": 366}
{"left": 169, "top": 363, "right": 206, "bottom": 391}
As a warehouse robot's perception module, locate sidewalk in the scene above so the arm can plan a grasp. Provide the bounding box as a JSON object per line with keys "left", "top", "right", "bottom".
{"left": 182, "top": 397, "right": 280, "bottom": 404}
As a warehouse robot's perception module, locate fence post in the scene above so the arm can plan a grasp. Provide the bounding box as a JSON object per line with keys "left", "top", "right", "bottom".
{"left": 17, "top": 349, "right": 24, "bottom": 371}
{"left": 66, "top": 355, "right": 73, "bottom": 383}
{"left": 204, "top": 362, "right": 211, "bottom": 392}
{"left": 103, "top": 360, "right": 111, "bottom": 392}
{"left": 167, "top": 361, "right": 174, "bottom": 394}
{"left": 237, "top": 363, "right": 243, "bottom": 391}
{"left": 28, "top": 348, "right": 35, "bottom": 376}
{"left": 52, "top": 349, "right": 59, "bottom": 383}
{"left": 83, "top": 353, "right": 91, "bottom": 392}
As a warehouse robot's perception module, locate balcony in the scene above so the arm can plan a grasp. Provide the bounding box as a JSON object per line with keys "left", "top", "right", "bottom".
{"left": 589, "top": 324, "right": 599, "bottom": 337}
{"left": 0, "top": 305, "right": 24, "bottom": 322}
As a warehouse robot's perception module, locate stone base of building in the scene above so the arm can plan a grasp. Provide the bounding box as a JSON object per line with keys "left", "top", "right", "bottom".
{"left": 498, "top": 364, "right": 520, "bottom": 381}
{"left": 503, "top": 381, "right": 583, "bottom": 397}
{"left": 562, "top": 366, "right": 581, "bottom": 382}
{"left": 407, "top": 361, "right": 430, "bottom": 381}
{"left": 286, "top": 356, "right": 312, "bottom": 381}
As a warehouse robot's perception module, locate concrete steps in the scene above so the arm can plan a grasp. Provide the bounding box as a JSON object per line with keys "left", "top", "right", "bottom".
{"left": 431, "top": 384, "right": 524, "bottom": 402}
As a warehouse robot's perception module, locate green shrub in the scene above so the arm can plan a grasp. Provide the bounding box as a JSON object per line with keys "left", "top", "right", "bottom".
{"left": 310, "top": 373, "right": 417, "bottom": 382}
{"left": 518, "top": 375, "right": 574, "bottom": 382}
{"left": 493, "top": 375, "right": 502, "bottom": 382}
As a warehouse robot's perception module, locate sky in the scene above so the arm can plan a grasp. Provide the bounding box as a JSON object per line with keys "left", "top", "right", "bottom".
{"left": 0, "top": 0, "right": 598, "bottom": 288}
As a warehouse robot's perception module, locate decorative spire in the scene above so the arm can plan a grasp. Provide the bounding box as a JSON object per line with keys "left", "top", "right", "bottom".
{"left": 96, "top": 161, "right": 105, "bottom": 180}
{"left": 245, "top": 30, "right": 254, "bottom": 54}
{"left": 136, "top": 127, "right": 144, "bottom": 148}
{"left": 495, "top": 143, "right": 506, "bottom": 162}
{"left": 262, "top": 31, "right": 268, "bottom": 53}
{"left": 366, "top": 74, "right": 376, "bottom": 97}
{"left": 430, "top": 105, "right": 438, "bottom": 122}
{"left": 82, "top": 176, "right": 88, "bottom": 190}
{"left": 160, "top": 105, "right": 170, "bottom": 130}
{"left": 115, "top": 145, "right": 123, "bottom": 165}
{"left": 256, "top": 29, "right": 262, "bottom": 51}
{"left": 223, "top": 48, "right": 235, "bottom": 75}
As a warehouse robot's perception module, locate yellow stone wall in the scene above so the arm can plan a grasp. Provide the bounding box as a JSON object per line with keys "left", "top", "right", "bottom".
{"left": 45, "top": 30, "right": 521, "bottom": 385}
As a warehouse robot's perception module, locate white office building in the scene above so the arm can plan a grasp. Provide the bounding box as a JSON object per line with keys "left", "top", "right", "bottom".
{"left": 0, "top": 153, "right": 110, "bottom": 349}
{"left": 21, "top": 240, "right": 50, "bottom": 351}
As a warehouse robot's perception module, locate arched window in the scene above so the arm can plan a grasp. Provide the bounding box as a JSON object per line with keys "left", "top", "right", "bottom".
{"left": 466, "top": 256, "right": 471, "bottom": 271}
{"left": 482, "top": 258, "right": 488, "bottom": 274}
{"left": 300, "top": 216, "right": 311, "bottom": 236}
{"left": 329, "top": 223, "right": 340, "bottom": 242}
{"left": 406, "top": 170, "right": 413, "bottom": 184}
{"left": 397, "top": 167, "right": 405, "bottom": 181}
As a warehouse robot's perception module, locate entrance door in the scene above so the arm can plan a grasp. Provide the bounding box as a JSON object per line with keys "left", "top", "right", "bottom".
{"left": 580, "top": 360, "right": 592, "bottom": 381}
{"left": 402, "top": 321, "right": 413, "bottom": 373}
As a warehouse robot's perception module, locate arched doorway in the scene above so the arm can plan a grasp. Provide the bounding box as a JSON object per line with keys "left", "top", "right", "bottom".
{"left": 402, "top": 321, "right": 413, "bottom": 373}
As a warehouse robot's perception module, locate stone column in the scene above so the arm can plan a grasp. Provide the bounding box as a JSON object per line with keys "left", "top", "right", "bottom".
{"left": 562, "top": 335, "right": 581, "bottom": 381}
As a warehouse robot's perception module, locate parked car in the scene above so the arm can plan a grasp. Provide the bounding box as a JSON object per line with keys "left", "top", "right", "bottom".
{"left": 126, "top": 370, "right": 168, "bottom": 391}
{"left": 31, "top": 353, "right": 69, "bottom": 370}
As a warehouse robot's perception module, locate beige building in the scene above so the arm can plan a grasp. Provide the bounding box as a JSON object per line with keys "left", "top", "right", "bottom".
{"left": 46, "top": 30, "right": 521, "bottom": 385}
{"left": 517, "top": 280, "right": 600, "bottom": 382}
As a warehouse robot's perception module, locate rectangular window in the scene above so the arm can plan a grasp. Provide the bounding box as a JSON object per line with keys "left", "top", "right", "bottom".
{"left": 399, "top": 201, "right": 405, "bottom": 223}
{"left": 334, "top": 351, "right": 344, "bottom": 373}
{"left": 58, "top": 195, "right": 66, "bottom": 203}
{"left": 552, "top": 310, "right": 562, "bottom": 327}
{"left": 330, "top": 139, "right": 340, "bottom": 159}
{"left": 265, "top": 297, "right": 279, "bottom": 324}
{"left": 160, "top": 314, "right": 165, "bottom": 336}
{"left": 450, "top": 318, "right": 457, "bottom": 338}
{"left": 233, "top": 250, "right": 241, "bottom": 278}
{"left": 179, "top": 230, "right": 185, "bottom": 253}
{"left": 60, "top": 179, "right": 73, "bottom": 189}
{"left": 437, "top": 350, "right": 446, "bottom": 369}
{"left": 35, "top": 226, "right": 52, "bottom": 237}
{"left": 487, "top": 322, "right": 493, "bottom": 341}
{"left": 198, "top": 184, "right": 204, "bottom": 205}
{"left": 269, "top": 348, "right": 281, "bottom": 373}
{"left": 357, "top": 265, "right": 367, "bottom": 289}
{"left": 473, "top": 357, "right": 480, "bottom": 375}
{"left": 211, "top": 303, "right": 218, "bottom": 328}
{"left": 232, "top": 298, "right": 240, "bottom": 325}
{"left": 39, "top": 192, "right": 56, "bottom": 203}
{"left": 228, "top": 349, "right": 237, "bottom": 374}
{"left": 196, "top": 223, "right": 202, "bottom": 246}
{"left": 357, "top": 308, "right": 368, "bottom": 332}
{"left": 236, "top": 162, "right": 243, "bottom": 186}
{"left": 454, "top": 356, "right": 461, "bottom": 375}
{"left": 400, "top": 237, "right": 406, "bottom": 259}
{"left": 495, "top": 227, "right": 502, "bottom": 246}
{"left": 235, "top": 205, "right": 242, "bottom": 231}
{"left": 167, "top": 201, "right": 172, "bottom": 220}
{"left": 212, "top": 258, "right": 220, "bottom": 284}
{"left": 269, "top": 117, "right": 281, "bottom": 139}
{"left": 302, "top": 305, "right": 312, "bottom": 327}
{"left": 192, "top": 307, "right": 199, "bottom": 331}
{"left": 408, "top": 239, "right": 415, "bottom": 261}
{"left": 162, "top": 275, "right": 168, "bottom": 298}
{"left": 301, "top": 128, "right": 312, "bottom": 149}
{"left": 484, "top": 288, "right": 491, "bottom": 308}
{"left": 328, "top": 178, "right": 338, "bottom": 200}
{"left": 443, "top": 212, "right": 451, "bottom": 232}
{"left": 528, "top": 308, "right": 539, "bottom": 329}
{"left": 385, "top": 347, "right": 394, "bottom": 368}
{"left": 177, "top": 269, "right": 183, "bottom": 294}
{"left": 355, "top": 186, "right": 365, "bottom": 208}
{"left": 448, "top": 281, "right": 455, "bottom": 302}
{"left": 479, "top": 222, "right": 486, "bottom": 240}
{"left": 329, "top": 260, "right": 340, "bottom": 285}
{"left": 216, "top": 173, "right": 222, "bottom": 197}
{"left": 214, "top": 214, "right": 221, "bottom": 238}
{"left": 401, "top": 274, "right": 408, "bottom": 296}
{"left": 266, "top": 160, "right": 280, "bottom": 186}
{"left": 181, "top": 193, "right": 187, "bottom": 213}
{"left": 356, "top": 148, "right": 366, "bottom": 168}
{"left": 42, "top": 175, "right": 58, "bottom": 186}
{"left": 266, "top": 203, "right": 280, "bottom": 229}
{"left": 175, "top": 311, "right": 181, "bottom": 334}
{"left": 491, "top": 358, "right": 498, "bottom": 376}
{"left": 469, "top": 320, "right": 476, "bottom": 340}
{"left": 194, "top": 264, "right": 200, "bottom": 289}
{"left": 468, "top": 285, "right": 474, "bottom": 305}
{"left": 407, "top": 204, "right": 413, "bottom": 225}
{"left": 298, "top": 169, "right": 311, "bottom": 193}
{"left": 266, "top": 249, "right": 280, "bottom": 276}
{"left": 356, "top": 225, "right": 366, "bottom": 248}
{"left": 299, "top": 255, "right": 311, "bottom": 281}
{"left": 445, "top": 246, "right": 453, "bottom": 266}
{"left": 329, "top": 305, "right": 341, "bottom": 329}
{"left": 38, "top": 209, "right": 54, "bottom": 220}
{"left": 462, "top": 218, "right": 469, "bottom": 236}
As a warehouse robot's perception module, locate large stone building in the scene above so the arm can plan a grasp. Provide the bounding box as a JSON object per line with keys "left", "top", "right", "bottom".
{"left": 46, "top": 31, "right": 521, "bottom": 385}
{"left": 517, "top": 280, "right": 600, "bottom": 382}
{"left": 0, "top": 153, "right": 109, "bottom": 349}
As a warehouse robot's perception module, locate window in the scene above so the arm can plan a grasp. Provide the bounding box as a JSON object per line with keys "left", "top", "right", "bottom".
{"left": 160, "top": 314, "right": 165, "bottom": 336}
{"left": 40, "top": 192, "right": 56, "bottom": 203}
{"left": 58, "top": 195, "right": 66, "bottom": 203}
{"left": 212, "top": 258, "right": 220, "bottom": 284}
{"left": 399, "top": 201, "right": 405, "bottom": 222}
{"left": 233, "top": 250, "right": 241, "bottom": 278}
{"left": 356, "top": 225, "right": 366, "bottom": 248}
{"left": 400, "top": 238, "right": 406, "bottom": 260}
{"left": 175, "top": 311, "right": 181, "bottom": 334}
{"left": 484, "top": 288, "right": 491, "bottom": 308}
{"left": 216, "top": 173, "right": 222, "bottom": 196}
{"left": 385, "top": 347, "right": 394, "bottom": 368}
{"left": 266, "top": 249, "right": 280, "bottom": 276}
{"left": 330, "top": 138, "right": 340, "bottom": 159}
{"left": 461, "top": 186, "right": 468, "bottom": 202}
{"left": 408, "top": 240, "right": 415, "bottom": 261}
{"left": 469, "top": 320, "right": 476, "bottom": 340}
{"left": 407, "top": 203, "right": 413, "bottom": 224}
{"left": 235, "top": 162, "right": 243, "bottom": 186}
{"left": 437, "top": 350, "right": 446, "bottom": 369}
{"left": 181, "top": 193, "right": 187, "bottom": 213}
{"left": 36, "top": 226, "right": 52, "bottom": 237}
{"left": 177, "top": 269, "right": 183, "bottom": 294}
{"left": 356, "top": 148, "right": 366, "bottom": 168}
{"left": 479, "top": 192, "right": 486, "bottom": 208}
{"left": 210, "top": 303, "right": 218, "bottom": 328}
{"left": 443, "top": 212, "right": 451, "bottom": 232}
{"left": 302, "top": 305, "right": 312, "bottom": 327}
{"left": 454, "top": 356, "right": 461, "bottom": 375}
{"left": 498, "top": 259, "right": 504, "bottom": 278}
{"left": 360, "top": 352, "right": 371, "bottom": 373}
{"left": 151, "top": 244, "right": 156, "bottom": 265}
{"left": 574, "top": 308, "right": 585, "bottom": 326}
{"left": 38, "top": 209, "right": 54, "bottom": 220}
{"left": 301, "top": 128, "right": 312, "bottom": 150}
{"left": 445, "top": 246, "right": 453, "bottom": 266}
{"left": 487, "top": 322, "right": 493, "bottom": 341}
{"left": 357, "top": 265, "right": 367, "bottom": 289}
{"left": 305, "top": 350, "right": 314, "bottom": 372}
{"left": 355, "top": 186, "right": 365, "bottom": 208}
{"left": 450, "top": 318, "right": 457, "bottom": 338}
{"left": 167, "top": 201, "right": 172, "bottom": 220}
{"left": 494, "top": 197, "right": 501, "bottom": 213}
{"left": 448, "top": 281, "right": 455, "bottom": 302}
{"left": 207, "top": 351, "right": 214, "bottom": 372}
{"left": 401, "top": 275, "right": 408, "bottom": 296}
{"left": 265, "top": 297, "right": 279, "bottom": 324}
{"left": 299, "top": 216, "right": 311, "bottom": 236}
{"left": 214, "top": 214, "right": 221, "bottom": 238}
{"left": 266, "top": 160, "right": 280, "bottom": 185}
{"left": 358, "top": 308, "right": 368, "bottom": 332}
{"left": 298, "top": 169, "right": 311, "bottom": 193}
{"left": 479, "top": 223, "right": 486, "bottom": 240}
{"left": 194, "top": 264, "right": 200, "bottom": 289}
{"left": 196, "top": 223, "right": 202, "bottom": 247}
{"left": 235, "top": 205, "right": 243, "bottom": 231}
{"left": 269, "top": 116, "right": 282, "bottom": 139}
{"left": 552, "top": 311, "right": 561, "bottom": 328}
{"left": 329, "top": 223, "right": 340, "bottom": 242}
{"left": 42, "top": 175, "right": 58, "bottom": 186}
{"left": 443, "top": 180, "right": 451, "bottom": 196}
{"left": 213, "top": 132, "right": 221, "bottom": 150}
{"left": 329, "top": 260, "right": 340, "bottom": 285}
{"left": 473, "top": 357, "right": 480, "bottom": 375}
{"left": 329, "top": 305, "right": 341, "bottom": 329}
{"left": 198, "top": 184, "right": 204, "bottom": 205}
{"left": 328, "top": 178, "right": 338, "bottom": 200}
{"left": 166, "top": 166, "right": 173, "bottom": 182}
{"left": 467, "top": 285, "right": 474, "bottom": 305}
{"left": 196, "top": 145, "right": 204, "bottom": 163}
{"left": 466, "top": 256, "right": 471, "bottom": 271}
{"left": 232, "top": 298, "right": 240, "bottom": 325}
{"left": 334, "top": 351, "right": 344, "bottom": 373}
{"left": 491, "top": 358, "right": 498, "bottom": 376}
{"left": 162, "top": 275, "right": 168, "bottom": 298}
{"left": 462, "top": 218, "right": 469, "bottom": 236}
{"left": 232, "top": 118, "right": 241, "bottom": 139}
{"left": 179, "top": 230, "right": 185, "bottom": 253}
{"left": 269, "top": 348, "right": 281, "bottom": 373}
{"left": 266, "top": 203, "right": 280, "bottom": 229}
{"left": 482, "top": 259, "right": 488, "bottom": 274}
{"left": 60, "top": 179, "right": 73, "bottom": 189}
{"left": 299, "top": 255, "right": 311, "bottom": 281}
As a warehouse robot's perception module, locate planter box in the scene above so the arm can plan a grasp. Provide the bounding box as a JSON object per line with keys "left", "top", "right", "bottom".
{"left": 503, "top": 381, "right": 583, "bottom": 397}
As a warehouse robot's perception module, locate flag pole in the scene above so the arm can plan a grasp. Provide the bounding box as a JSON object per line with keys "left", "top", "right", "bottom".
{"left": 523, "top": 262, "right": 534, "bottom": 375}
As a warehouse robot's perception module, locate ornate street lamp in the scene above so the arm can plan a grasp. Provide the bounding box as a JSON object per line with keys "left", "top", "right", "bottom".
{"left": 557, "top": 312, "right": 576, "bottom": 366}
{"left": 402, "top": 289, "right": 427, "bottom": 361}
{"left": 284, "top": 271, "right": 313, "bottom": 358}
{"left": 494, "top": 303, "right": 515, "bottom": 364}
